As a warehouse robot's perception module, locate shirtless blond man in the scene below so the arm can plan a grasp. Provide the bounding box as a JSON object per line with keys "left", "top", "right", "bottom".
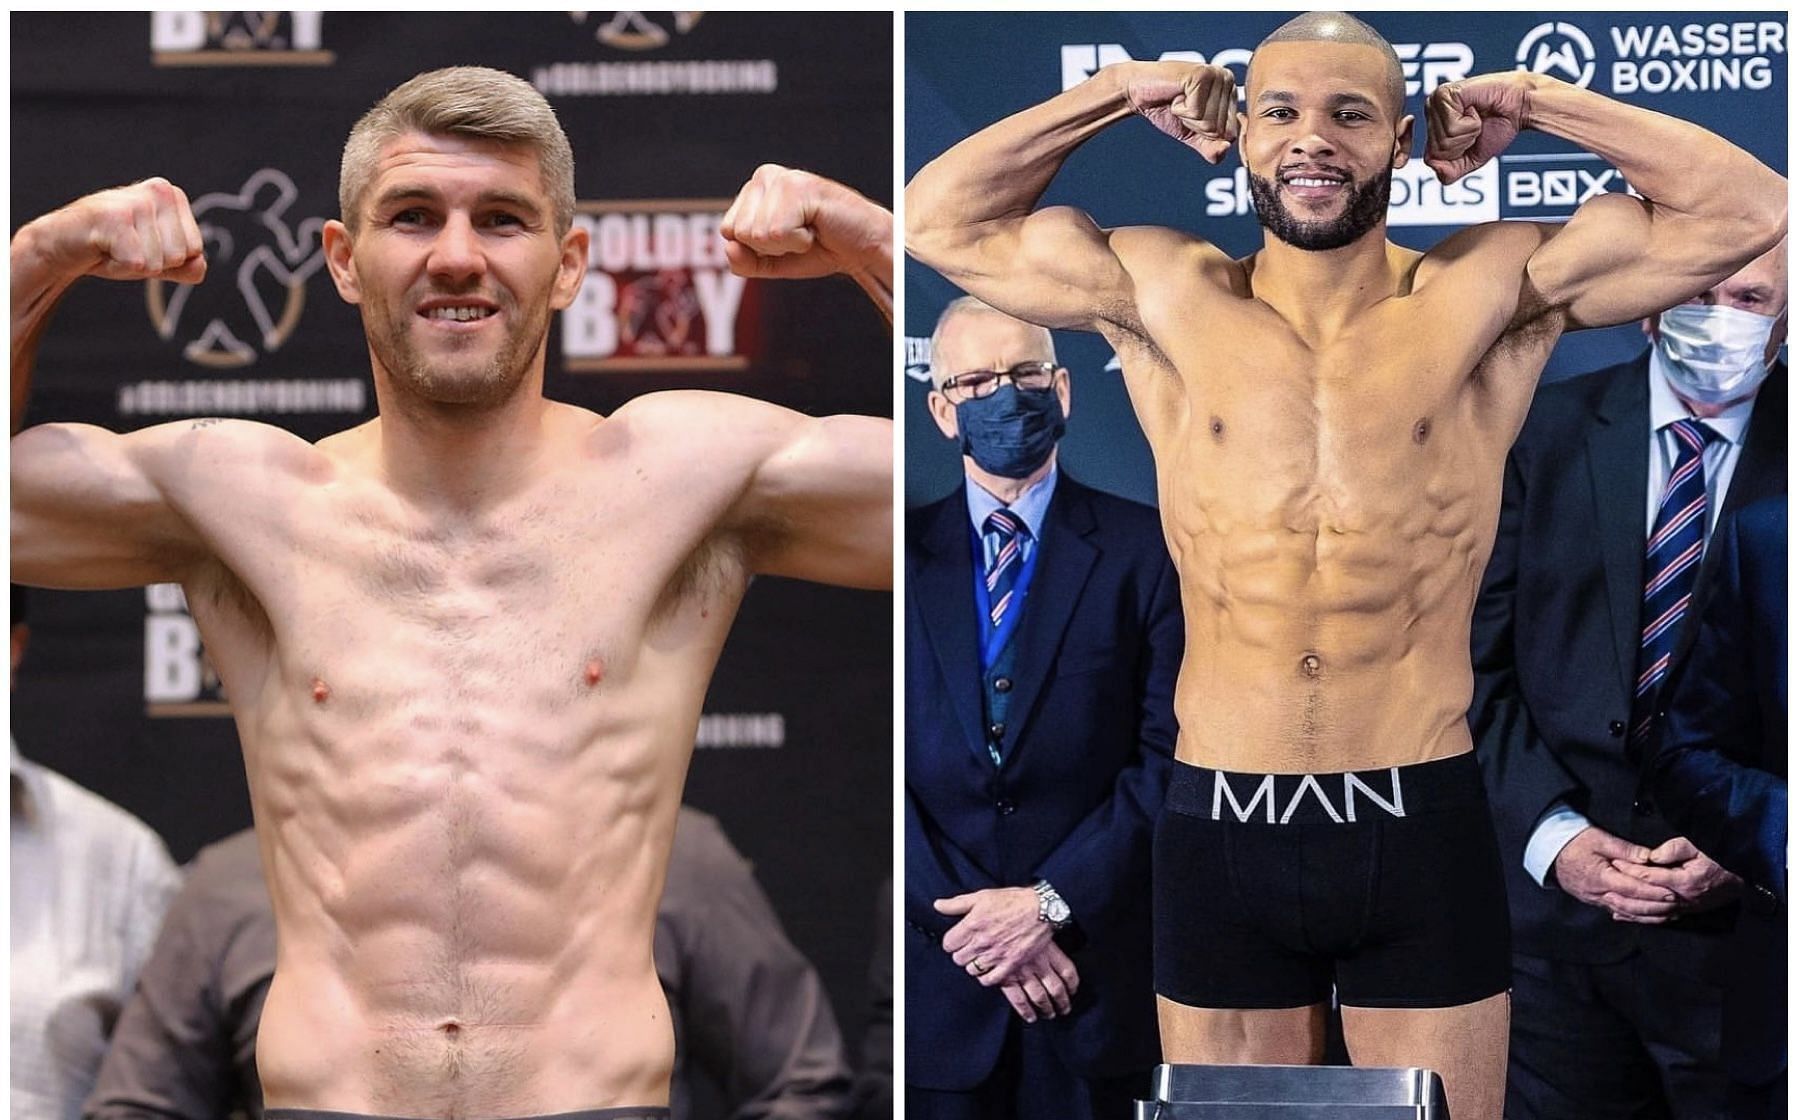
{"left": 12, "top": 67, "right": 892, "bottom": 1120}
{"left": 905, "top": 12, "right": 1784, "bottom": 1119}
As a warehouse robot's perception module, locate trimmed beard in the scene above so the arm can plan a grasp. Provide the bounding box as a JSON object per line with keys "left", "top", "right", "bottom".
{"left": 1248, "top": 166, "right": 1393, "bottom": 252}
{"left": 364, "top": 297, "right": 548, "bottom": 409}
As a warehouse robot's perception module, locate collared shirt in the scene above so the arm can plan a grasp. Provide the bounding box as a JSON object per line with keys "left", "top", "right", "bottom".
{"left": 1523, "top": 361, "right": 1764, "bottom": 888}
{"left": 11, "top": 744, "right": 181, "bottom": 1120}
{"left": 964, "top": 464, "right": 1059, "bottom": 571}
{"left": 1644, "top": 349, "right": 1754, "bottom": 539}
{"left": 86, "top": 809, "right": 854, "bottom": 1120}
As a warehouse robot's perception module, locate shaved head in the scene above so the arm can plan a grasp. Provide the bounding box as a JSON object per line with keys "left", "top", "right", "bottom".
{"left": 1255, "top": 11, "right": 1405, "bottom": 117}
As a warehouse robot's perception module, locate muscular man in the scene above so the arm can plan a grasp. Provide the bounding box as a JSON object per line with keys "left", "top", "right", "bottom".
{"left": 12, "top": 66, "right": 891, "bottom": 1120}
{"left": 904, "top": 12, "right": 1784, "bottom": 1120}
{"left": 905, "top": 299, "right": 1178, "bottom": 1118}
{"left": 1472, "top": 246, "right": 1785, "bottom": 1117}
{"left": 85, "top": 809, "right": 856, "bottom": 1120}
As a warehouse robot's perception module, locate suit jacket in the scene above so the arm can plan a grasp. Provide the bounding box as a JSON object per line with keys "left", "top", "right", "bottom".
{"left": 1469, "top": 354, "right": 1785, "bottom": 973}
{"left": 1647, "top": 495, "right": 1786, "bottom": 1084}
{"left": 904, "top": 474, "right": 1180, "bottom": 1090}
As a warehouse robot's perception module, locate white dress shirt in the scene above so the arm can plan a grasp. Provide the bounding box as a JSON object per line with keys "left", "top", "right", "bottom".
{"left": 11, "top": 744, "right": 181, "bottom": 1120}
{"left": 1522, "top": 360, "right": 1760, "bottom": 887}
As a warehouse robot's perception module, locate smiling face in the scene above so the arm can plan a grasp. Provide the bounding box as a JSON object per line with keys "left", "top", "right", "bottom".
{"left": 323, "top": 130, "right": 587, "bottom": 409}
{"left": 1241, "top": 40, "right": 1414, "bottom": 252}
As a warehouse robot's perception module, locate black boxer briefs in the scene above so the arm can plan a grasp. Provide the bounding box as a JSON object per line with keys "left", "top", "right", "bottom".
{"left": 1153, "top": 751, "right": 1511, "bottom": 1010}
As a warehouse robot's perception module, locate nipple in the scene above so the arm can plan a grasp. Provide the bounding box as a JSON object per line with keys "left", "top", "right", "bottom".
{"left": 1299, "top": 653, "right": 1323, "bottom": 678}
{"left": 584, "top": 659, "right": 605, "bottom": 687}
{"left": 1413, "top": 417, "right": 1431, "bottom": 445}
{"left": 1209, "top": 416, "right": 1226, "bottom": 440}
{"left": 311, "top": 677, "right": 330, "bottom": 703}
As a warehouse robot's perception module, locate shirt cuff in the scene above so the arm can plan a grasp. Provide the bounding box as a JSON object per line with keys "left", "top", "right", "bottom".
{"left": 1525, "top": 805, "right": 1591, "bottom": 888}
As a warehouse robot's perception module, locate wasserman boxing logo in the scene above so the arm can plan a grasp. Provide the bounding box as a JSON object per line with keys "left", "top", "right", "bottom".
{"left": 150, "top": 11, "right": 333, "bottom": 67}
{"left": 562, "top": 200, "right": 755, "bottom": 372}
{"left": 1608, "top": 21, "right": 1784, "bottom": 95}
{"left": 1515, "top": 22, "right": 1596, "bottom": 89}
{"left": 145, "top": 168, "right": 328, "bottom": 371}
{"left": 1516, "top": 19, "right": 1785, "bottom": 95}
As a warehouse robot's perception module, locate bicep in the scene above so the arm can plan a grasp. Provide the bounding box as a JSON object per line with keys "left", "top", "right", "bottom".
{"left": 11, "top": 421, "right": 207, "bottom": 588}
{"left": 1525, "top": 192, "right": 1742, "bottom": 330}
{"left": 908, "top": 205, "right": 1134, "bottom": 333}
{"left": 742, "top": 413, "right": 892, "bottom": 589}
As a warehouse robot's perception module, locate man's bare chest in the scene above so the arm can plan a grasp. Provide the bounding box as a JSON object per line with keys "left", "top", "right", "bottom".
{"left": 188, "top": 469, "right": 744, "bottom": 699}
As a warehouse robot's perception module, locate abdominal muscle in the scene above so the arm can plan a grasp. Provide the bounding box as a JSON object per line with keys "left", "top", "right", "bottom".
{"left": 243, "top": 664, "right": 693, "bottom": 1117}
{"left": 1167, "top": 514, "right": 1484, "bottom": 775}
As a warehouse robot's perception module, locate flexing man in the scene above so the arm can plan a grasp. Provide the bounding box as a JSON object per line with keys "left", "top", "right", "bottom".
{"left": 905, "top": 12, "right": 1783, "bottom": 1120}
{"left": 12, "top": 67, "right": 892, "bottom": 1119}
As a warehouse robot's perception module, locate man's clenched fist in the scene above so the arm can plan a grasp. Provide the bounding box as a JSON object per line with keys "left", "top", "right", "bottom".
{"left": 51, "top": 177, "right": 207, "bottom": 284}
{"left": 720, "top": 164, "right": 889, "bottom": 281}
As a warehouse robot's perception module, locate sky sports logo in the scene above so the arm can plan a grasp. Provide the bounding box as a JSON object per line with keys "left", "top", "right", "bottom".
{"left": 1202, "top": 154, "right": 1631, "bottom": 228}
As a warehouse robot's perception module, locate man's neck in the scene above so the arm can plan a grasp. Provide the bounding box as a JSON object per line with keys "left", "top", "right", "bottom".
{"left": 1249, "top": 226, "right": 1406, "bottom": 338}
{"left": 370, "top": 367, "right": 556, "bottom": 513}
{"left": 966, "top": 451, "right": 1056, "bottom": 505}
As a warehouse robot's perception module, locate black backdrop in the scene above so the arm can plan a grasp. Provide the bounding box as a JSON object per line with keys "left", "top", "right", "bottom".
{"left": 11, "top": 11, "right": 893, "bottom": 1078}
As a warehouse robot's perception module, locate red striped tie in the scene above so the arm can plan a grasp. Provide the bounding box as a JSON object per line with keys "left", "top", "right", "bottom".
{"left": 1628, "top": 418, "right": 1714, "bottom": 752}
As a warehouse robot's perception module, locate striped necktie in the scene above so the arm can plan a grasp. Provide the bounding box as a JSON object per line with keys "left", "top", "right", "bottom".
{"left": 1629, "top": 418, "right": 1714, "bottom": 752}
{"left": 982, "top": 508, "right": 1028, "bottom": 630}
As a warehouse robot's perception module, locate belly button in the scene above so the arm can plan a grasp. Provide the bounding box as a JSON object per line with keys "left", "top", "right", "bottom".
{"left": 1299, "top": 653, "right": 1323, "bottom": 678}
{"left": 438, "top": 1020, "right": 462, "bottom": 1037}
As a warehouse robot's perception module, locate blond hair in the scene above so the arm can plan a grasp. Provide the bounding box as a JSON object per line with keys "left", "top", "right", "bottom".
{"left": 339, "top": 66, "right": 576, "bottom": 236}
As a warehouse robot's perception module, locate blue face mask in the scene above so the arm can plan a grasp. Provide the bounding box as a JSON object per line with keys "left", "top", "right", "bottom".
{"left": 954, "top": 384, "right": 1066, "bottom": 479}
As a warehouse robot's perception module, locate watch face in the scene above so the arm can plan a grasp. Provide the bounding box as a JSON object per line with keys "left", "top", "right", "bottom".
{"left": 1047, "top": 898, "right": 1071, "bottom": 923}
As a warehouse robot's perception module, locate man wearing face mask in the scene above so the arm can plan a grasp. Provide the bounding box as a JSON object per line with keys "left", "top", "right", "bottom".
{"left": 1470, "top": 240, "right": 1787, "bottom": 1117}
{"left": 904, "top": 296, "right": 1180, "bottom": 1119}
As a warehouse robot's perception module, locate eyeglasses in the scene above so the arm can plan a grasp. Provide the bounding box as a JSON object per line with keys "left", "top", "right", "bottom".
{"left": 938, "top": 361, "right": 1058, "bottom": 401}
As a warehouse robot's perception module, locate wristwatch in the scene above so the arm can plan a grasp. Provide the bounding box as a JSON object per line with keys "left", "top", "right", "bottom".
{"left": 1033, "top": 879, "right": 1072, "bottom": 930}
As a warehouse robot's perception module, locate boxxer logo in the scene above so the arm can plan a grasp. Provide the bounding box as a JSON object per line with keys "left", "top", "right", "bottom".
{"left": 144, "top": 168, "right": 329, "bottom": 369}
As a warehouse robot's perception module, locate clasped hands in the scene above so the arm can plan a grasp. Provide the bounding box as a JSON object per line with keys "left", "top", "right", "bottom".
{"left": 935, "top": 887, "right": 1080, "bottom": 1023}
{"left": 1554, "top": 827, "right": 1741, "bottom": 923}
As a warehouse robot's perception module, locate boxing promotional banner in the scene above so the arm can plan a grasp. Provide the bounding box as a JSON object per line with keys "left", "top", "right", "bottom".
{"left": 12, "top": 11, "right": 892, "bottom": 1073}
{"left": 904, "top": 11, "right": 1787, "bottom": 506}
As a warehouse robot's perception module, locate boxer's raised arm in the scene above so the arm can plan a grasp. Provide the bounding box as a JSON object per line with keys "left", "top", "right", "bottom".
{"left": 12, "top": 179, "right": 270, "bottom": 591}
{"left": 738, "top": 408, "right": 892, "bottom": 591}
{"left": 1425, "top": 74, "right": 1786, "bottom": 330}
{"left": 13, "top": 178, "right": 206, "bottom": 433}
{"left": 905, "top": 62, "right": 1236, "bottom": 333}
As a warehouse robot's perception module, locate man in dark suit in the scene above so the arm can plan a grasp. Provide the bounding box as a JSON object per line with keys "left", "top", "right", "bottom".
{"left": 904, "top": 296, "right": 1181, "bottom": 1120}
{"left": 1647, "top": 494, "right": 1787, "bottom": 1119}
{"left": 1471, "top": 244, "right": 1787, "bottom": 1118}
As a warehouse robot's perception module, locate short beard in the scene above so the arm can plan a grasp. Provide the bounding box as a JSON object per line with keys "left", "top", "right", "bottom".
{"left": 1248, "top": 167, "right": 1393, "bottom": 252}
{"left": 365, "top": 300, "right": 547, "bottom": 409}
